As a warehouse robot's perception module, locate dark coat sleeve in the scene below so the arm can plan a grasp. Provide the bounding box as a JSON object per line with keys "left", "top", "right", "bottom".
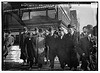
{"left": 76, "top": 39, "right": 84, "bottom": 56}
{"left": 31, "top": 37, "right": 36, "bottom": 49}
{"left": 23, "top": 37, "right": 27, "bottom": 50}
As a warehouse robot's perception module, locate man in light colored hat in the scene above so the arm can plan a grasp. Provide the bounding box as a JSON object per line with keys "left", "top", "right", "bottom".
{"left": 36, "top": 28, "right": 45, "bottom": 68}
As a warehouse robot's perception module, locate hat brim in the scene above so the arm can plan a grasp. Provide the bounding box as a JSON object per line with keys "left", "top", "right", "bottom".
{"left": 67, "top": 26, "right": 74, "bottom": 28}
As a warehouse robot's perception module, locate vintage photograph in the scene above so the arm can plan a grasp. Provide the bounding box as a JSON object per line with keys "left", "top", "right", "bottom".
{"left": 2, "top": 1, "right": 98, "bottom": 71}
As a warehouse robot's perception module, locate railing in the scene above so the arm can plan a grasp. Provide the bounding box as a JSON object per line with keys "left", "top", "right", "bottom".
{"left": 3, "top": 5, "right": 55, "bottom": 13}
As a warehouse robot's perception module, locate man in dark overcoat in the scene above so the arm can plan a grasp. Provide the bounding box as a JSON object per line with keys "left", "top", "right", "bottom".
{"left": 64, "top": 25, "right": 79, "bottom": 70}
{"left": 19, "top": 27, "right": 28, "bottom": 64}
{"left": 24, "top": 32, "right": 35, "bottom": 69}
{"left": 76, "top": 25, "right": 93, "bottom": 70}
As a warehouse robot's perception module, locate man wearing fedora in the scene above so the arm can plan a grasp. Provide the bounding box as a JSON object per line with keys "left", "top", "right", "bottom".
{"left": 64, "top": 24, "right": 79, "bottom": 70}
{"left": 76, "top": 24, "right": 94, "bottom": 70}
{"left": 20, "top": 27, "right": 28, "bottom": 65}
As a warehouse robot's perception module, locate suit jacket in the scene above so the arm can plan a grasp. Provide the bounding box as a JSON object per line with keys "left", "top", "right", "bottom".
{"left": 71, "top": 31, "right": 80, "bottom": 46}
{"left": 61, "top": 33, "right": 79, "bottom": 66}
{"left": 76, "top": 36, "right": 93, "bottom": 57}
{"left": 24, "top": 37, "right": 35, "bottom": 59}
{"left": 19, "top": 32, "right": 27, "bottom": 49}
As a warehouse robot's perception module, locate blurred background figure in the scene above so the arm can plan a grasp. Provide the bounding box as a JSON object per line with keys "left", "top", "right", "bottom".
{"left": 76, "top": 24, "right": 97, "bottom": 71}
{"left": 86, "top": 24, "right": 93, "bottom": 35}
{"left": 3, "top": 31, "right": 14, "bottom": 58}
{"left": 80, "top": 26, "right": 88, "bottom": 38}
{"left": 92, "top": 25, "right": 97, "bottom": 70}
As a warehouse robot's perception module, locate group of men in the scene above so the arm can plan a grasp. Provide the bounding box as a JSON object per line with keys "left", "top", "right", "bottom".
{"left": 20, "top": 27, "right": 46, "bottom": 69}
{"left": 77, "top": 25, "right": 97, "bottom": 70}
{"left": 3, "top": 24, "right": 97, "bottom": 71}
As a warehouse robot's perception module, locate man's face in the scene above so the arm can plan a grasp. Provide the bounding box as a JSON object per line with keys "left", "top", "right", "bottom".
{"left": 83, "top": 28, "right": 87, "bottom": 33}
{"left": 88, "top": 28, "right": 93, "bottom": 34}
{"left": 68, "top": 28, "right": 72, "bottom": 34}
{"left": 46, "top": 31, "right": 49, "bottom": 35}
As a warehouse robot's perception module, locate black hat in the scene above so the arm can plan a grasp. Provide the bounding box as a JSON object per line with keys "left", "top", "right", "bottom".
{"left": 27, "top": 32, "right": 31, "bottom": 35}
{"left": 67, "top": 24, "right": 74, "bottom": 28}
{"left": 34, "top": 27, "right": 38, "bottom": 31}
{"left": 48, "top": 27, "right": 53, "bottom": 32}
{"left": 39, "top": 28, "right": 43, "bottom": 33}
{"left": 58, "top": 27, "right": 63, "bottom": 31}
{"left": 86, "top": 24, "right": 93, "bottom": 30}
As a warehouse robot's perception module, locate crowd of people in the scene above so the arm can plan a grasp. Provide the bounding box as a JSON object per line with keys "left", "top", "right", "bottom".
{"left": 3, "top": 24, "right": 97, "bottom": 71}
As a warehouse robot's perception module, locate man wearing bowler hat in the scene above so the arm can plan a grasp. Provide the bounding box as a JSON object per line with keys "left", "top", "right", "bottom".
{"left": 20, "top": 27, "right": 28, "bottom": 65}
{"left": 65, "top": 24, "right": 79, "bottom": 70}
